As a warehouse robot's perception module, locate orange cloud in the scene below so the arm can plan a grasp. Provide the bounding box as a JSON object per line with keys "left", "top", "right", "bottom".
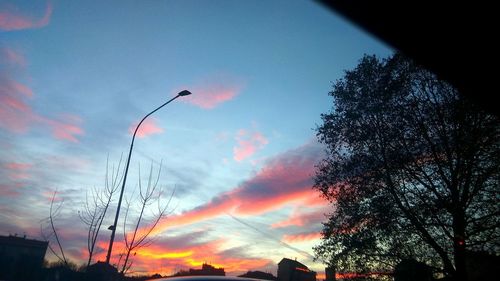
{"left": 179, "top": 76, "right": 242, "bottom": 109}
{"left": 233, "top": 130, "right": 268, "bottom": 162}
{"left": 159, "top": 197, "right": 236, "bottom": 230}
{"left": 93, "top": 236, "right": 272, "bottom": 276}
{"left": 234, "top": 189, "right": 316, "bottom": 216}
{"left": 0, "top": 1, "right": 52, "bottom": 31}
{"left": 129, "top": 118, "right": 164, "bottom": 138}
{"left": 150, "top": 142, "right": 324, "bottom": 234}
{"left": 282, "top": 232, "right": 322, "bottom": 243}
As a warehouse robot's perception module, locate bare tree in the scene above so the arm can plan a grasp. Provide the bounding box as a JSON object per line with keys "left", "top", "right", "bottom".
{"left": 78, "top": 155, "right": 123, "bottom": 269}
{"left": 41, "top": 190, "right": 69, "bottom": 267}
{"left": 118, "top": 161, "right": 175, "bottom": 274}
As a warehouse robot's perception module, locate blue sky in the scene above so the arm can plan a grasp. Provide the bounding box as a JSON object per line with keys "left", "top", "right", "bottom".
{"left": 1, "top": 0, "right": 392, "bottom": 277}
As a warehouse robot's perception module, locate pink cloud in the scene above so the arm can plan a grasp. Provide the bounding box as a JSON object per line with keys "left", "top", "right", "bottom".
{"left": 49, "top": 120, "right": 84, "bottom": 142}
{"left": 0, "top": 183, "right": 21, "bottom": 197}
{"left": 179, "top": 76, "right": 242, "bottom": 109}
{"left": 41, "top": 189, "right": 64, "bottom": 203}
{"left": 129, "top": 118, "right": 164, "bottom": 138}
{"left": 3, "top": 162, "right": 32, "bottom": 170}
{"left": 34, "top": 114, "right": 84, "bottom": 143}
{"left": 150, "top": 141, "right": 325, "bottom": 234}
{"left": 1, "top": 47, "right": 27, "bottom": 67}
{"left": 282, "top": 232, "right": 322, "bottom": 243}
{"left": 0, "top": 1, "right": 52, "bottom": 31}
{"left": 0, "top": 50, "right": 85, "bottom": 142}
{"left": 233, "top": 129, "right": 269, "bottom": 162}
{"left": 272, "top": 208, "right": 326, "bottom": 228}
{"left": 0, "top": 75, "right": 34, "bottom": 133}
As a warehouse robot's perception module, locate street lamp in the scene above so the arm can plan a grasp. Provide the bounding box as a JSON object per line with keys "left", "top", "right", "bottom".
{"left": 105, "top": 90, "right": 192, "bottom": 264}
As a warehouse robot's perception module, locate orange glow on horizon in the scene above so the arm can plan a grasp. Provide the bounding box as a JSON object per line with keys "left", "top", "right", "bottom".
{"left": 91, "top": 238, "right": 272, "bottom": 276}
{"left": 138, "top": 250, "right": 193, "bottom": 259}
{"left": 336, "top": 272, "right": 391, "bottom": 279}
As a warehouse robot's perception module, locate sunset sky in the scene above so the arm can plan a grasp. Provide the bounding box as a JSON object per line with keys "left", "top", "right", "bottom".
{"left": 0, "top": 0, "right": 391, "bottom": 277}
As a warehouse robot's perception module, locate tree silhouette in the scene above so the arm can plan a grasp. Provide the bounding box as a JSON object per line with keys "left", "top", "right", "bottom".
{"left": 78, "top": 155, "right": 123, "bottom": 269}
{"left": 41, "top": 190, "right": 69, "bottom": 267}
{"left": 117, "top": 161, "right": 174, "bottom": 274}
{"left": 313, "top": 53, "right": 499, "bottom": 281}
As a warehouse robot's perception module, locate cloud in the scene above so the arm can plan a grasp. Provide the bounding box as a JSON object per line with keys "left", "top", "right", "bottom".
{"left": 151, "top": 141, "right": 325, "bottom": 233}
{"left": 282, "top": 232, "right": 322, "bottom": 244}
{"left": 41, "top": 114, "right": 84, "bottom": 142}
{"left": 233, "top": 129, "right": 269, "bottom": 162}
{"left": 179, "top": 76, "right": 242, "bottom": 109}
{"left": 0, "top": 49, "right": 84, "bottom": 142}
{"left": 0, "top": 1, "right": 52, "bottom": 31}
{"left": 0, "top": 74, "right": 34, "bottom": 133}
{"left": 51, "top": 122, "right": 84, "bottom": 142}
{"left": 1, "top": 47, "right": 27, "bottom": 67}
{"left": 0, "top": 183, "right": 22, "bottom": 197}
{"left": 134, "top": 239, "right": 272, "bottom": 275}
{"left": 129, "top": 118, "right": 164, "bottom": 138}
{"left": 44, "top": 141, "right": 324, "bottom": 274}
{"left": 90, "top": 232, "right": 272, "bottom": 276}
{"left": 271, "top": 208, "right": 326, "bottom": 229}
{"left": 3, "top": 162, "right": 32, "bottom": 171}
{"left": 2, "top": 162, "right": 32, "bottom": 181}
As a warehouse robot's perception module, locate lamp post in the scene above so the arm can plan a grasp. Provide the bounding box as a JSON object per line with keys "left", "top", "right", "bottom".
{"left": 105, "top": 90, "right": 192, "bottom": 264}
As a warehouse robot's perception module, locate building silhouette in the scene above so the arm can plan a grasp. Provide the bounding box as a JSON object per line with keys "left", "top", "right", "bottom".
{"left": 0, "top": 234, "right": 48, "bottom": 281}
{"left": 174, "top": 263, "right": 225, "bottom": 276}
{"left": 278, "top": 258, "right": 316, "bottom": 281}
{"left": 239, "top": 270, "right": 277, "bottom": 280}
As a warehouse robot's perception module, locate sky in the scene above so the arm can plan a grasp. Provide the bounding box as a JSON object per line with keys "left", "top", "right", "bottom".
{"left": 0, "top": 0, "right": 392, "bottom": 277}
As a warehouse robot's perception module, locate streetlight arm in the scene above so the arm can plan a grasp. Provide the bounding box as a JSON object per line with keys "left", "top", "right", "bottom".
{"left": 105, "top": 91, "right": 190, "bottom": 264}
{"left": 131, "top": 94, "right": 182, "bottom": 140}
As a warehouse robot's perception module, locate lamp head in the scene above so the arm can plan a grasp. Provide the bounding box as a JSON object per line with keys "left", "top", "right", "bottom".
{"left": 178, "top": 90, "right": 192, "bottom": 96}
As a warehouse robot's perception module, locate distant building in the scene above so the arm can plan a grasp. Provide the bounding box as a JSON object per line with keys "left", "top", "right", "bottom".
{"left": 239, "top": 270, "right": 277, "bottom": 280}
{"left": 0, "top": 234, "right": 48, "bottom": 281}
{"left": 175, "top": 263, "right": 225, "bottom": 276}
{"left": 278, "top": 258, "right": 316, "bottom": 281}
